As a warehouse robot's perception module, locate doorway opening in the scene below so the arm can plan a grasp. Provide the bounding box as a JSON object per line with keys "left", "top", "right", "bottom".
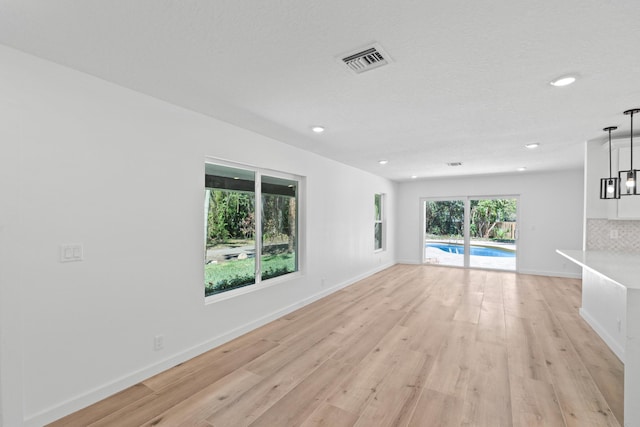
{"left": 423, "top": 196, "right": 518, "bottom": 271}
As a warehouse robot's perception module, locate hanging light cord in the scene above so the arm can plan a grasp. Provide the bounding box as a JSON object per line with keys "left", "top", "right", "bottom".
{"left": 622, "top": 108, "right": 640, "bottom": 193}
{"left": 629, "top": 110, "right": 635, "bottom": 171}
{"left": 603, "top": 126, "right": 617, "bottom": 182}
{"left": 608, "top": 128, "right": 613, "bottom": 178}
{"left": 624, "top": 108, "right": 640, "bottom": 170}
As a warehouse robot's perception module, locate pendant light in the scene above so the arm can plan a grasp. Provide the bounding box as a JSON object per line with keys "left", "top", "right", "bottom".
{"left": 600, "top": 126, "right": 619, "bottom": 199}
{"left": 618, "top": 108, "right": 640, "bottom": 196}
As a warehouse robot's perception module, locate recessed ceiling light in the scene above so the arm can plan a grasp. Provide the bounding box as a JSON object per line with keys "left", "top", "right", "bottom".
{"left": 517, "top": 167, "right": 527, "bottom": 172}
{"left": 411, "top": 175, "right": 418, "bottom": 179}
{"left": 311, "top": 126, "right": 325, "bottom": 133}
{"left": 550, "top": 76, "right": 576, "bottom": 87}
{"left": 378, "top": 159, "right": 389, "bottom": 165}
{"left": 525, "top": 143, "right": 540, "bottom": 149}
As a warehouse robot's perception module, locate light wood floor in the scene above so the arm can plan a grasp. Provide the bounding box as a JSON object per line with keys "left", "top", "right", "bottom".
{"left": 49, "top": 265, "right": 624, "bottom": 427}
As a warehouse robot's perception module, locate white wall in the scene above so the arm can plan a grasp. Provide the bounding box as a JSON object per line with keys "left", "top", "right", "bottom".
{"left": 0, "top": 45, "right": 396, "bottom": 426}
{"left": 395, "top": 170, "right": 583, "bottom": 277}
{"left": 585, "top": 139, "right": 612, "bottom": 219}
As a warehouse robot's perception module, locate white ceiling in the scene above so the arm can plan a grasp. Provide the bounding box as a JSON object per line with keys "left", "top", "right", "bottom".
{"left": 1, "top": 0, "right": 639, "bottom": 181}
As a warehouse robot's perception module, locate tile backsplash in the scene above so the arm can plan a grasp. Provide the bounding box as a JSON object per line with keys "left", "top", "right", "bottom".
{"left": 587, "top": 218, "right": 640, "bottom": 252}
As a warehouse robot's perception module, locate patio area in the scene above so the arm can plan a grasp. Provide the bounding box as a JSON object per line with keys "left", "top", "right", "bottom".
{"left": 424, "top": 240, "right": 516, "bottom": 271}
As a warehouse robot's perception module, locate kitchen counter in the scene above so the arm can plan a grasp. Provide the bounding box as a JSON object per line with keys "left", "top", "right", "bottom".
{"left": 557, "top": 249, "right": 640, "bottom": 427}
{"left": 557, "top": 249, "right": 640, "bottom": 289}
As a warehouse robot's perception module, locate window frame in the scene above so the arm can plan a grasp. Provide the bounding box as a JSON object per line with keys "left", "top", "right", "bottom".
{"left": 204, "top": 158, "right": 303, "bottom": 303}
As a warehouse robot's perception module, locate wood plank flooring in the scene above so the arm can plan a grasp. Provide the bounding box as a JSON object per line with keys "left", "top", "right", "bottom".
{"left": 48, "top": 265, "right": 624, "bottom": 427}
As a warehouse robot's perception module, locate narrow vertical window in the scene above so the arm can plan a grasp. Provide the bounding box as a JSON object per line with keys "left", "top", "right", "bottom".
{"left": 205, "top": 162, "right": 300, "bottom": 297}
{"left": 374, "top": 193, "right": 384, "bottom": 251}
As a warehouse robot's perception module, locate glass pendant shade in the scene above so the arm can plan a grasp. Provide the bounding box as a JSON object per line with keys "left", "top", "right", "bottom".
{"left": 618, "top": 109, "right": 640, "bottom": 196}
{"left": 600, "top": 177, "right": 620, "bottom": 199}
{"left": 619, "top": 169, "right": 638, "bottom": 195}
{"left": 600, "top": 126, "right": 620, "bottom": 199}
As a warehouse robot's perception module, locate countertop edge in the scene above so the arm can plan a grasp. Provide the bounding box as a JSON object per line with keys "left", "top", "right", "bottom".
{"left": 556, "top": 249, "right": 640, "bottom": 290}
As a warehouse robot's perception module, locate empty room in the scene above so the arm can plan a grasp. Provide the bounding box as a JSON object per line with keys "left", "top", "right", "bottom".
{"left": 1, "top": 1, "right": 639, "bottom": 426}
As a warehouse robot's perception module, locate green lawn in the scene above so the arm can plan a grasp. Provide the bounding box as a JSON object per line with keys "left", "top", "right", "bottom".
{"left": 205, "top": 253, "right": 296, "bottom": 296}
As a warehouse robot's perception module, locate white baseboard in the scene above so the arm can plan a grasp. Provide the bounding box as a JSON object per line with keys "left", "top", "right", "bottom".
{"left": 395, "top": 259, "right": 421, "bottom": 265}
{"left": 580, "top": 308, "right": 625, "bottom": 363}
{"left": 26, "top": 262, "right": 396, "bottom": 427}
{"left": 518, "top": 268, "right": 582, "bottom": 279}
{"left": 393, "top": 263, "right": 582, "bottom": 279}
{"left": 310, "top": 261, "right": 396, "bottom": 300}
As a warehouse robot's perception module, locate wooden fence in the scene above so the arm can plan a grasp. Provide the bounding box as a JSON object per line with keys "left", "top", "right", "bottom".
{"left": 492, "top": 221, "right": 516, "bottom": 239}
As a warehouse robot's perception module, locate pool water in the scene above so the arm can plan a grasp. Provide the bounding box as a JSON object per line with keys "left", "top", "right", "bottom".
{"left": 426, "top": 243, "right": 515, "bottom": 258}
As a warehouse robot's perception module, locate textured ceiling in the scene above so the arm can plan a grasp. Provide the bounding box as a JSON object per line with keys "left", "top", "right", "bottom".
{"left": 1, "top": 0, "right": 639, "bottom": 181}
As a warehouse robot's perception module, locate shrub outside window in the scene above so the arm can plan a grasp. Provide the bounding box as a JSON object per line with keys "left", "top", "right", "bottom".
{"left": 205, "top": 162, "right": 299, "bottom": 297}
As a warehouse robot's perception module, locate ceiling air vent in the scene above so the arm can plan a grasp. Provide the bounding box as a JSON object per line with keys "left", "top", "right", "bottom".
{"left": 340, "top": 44, "right": 391, "bottom": 74}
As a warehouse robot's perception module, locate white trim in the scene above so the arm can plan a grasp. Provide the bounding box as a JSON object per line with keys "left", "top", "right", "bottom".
{"left": 25, "top": 262, "right": 395, "bottom": 427}
{"left": 580, "top": 308, "right": 625, "bottom": 363}
{"left": 393, "top": 263, "right": 581, "bottom": 279}
{"left": 254, "top": 172, "right": 263, "bottom": 280}
{"left": 205, "top": 271, "right": 303, "bottom": 304}
{"left": 517, "top": 268, "right": 582, "bottom": 279}
{"left": 396, "top": 259, "right": 421, "bottom": 265}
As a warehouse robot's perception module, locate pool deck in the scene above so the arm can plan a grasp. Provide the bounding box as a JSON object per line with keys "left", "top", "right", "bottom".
{"left": 424, "top": 239, "right": 516, "bottom": 271}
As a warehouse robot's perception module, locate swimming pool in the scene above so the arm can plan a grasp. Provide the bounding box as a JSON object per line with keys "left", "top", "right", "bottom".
{"left": 426, "top": 243, "right": 515, "bottom": 258}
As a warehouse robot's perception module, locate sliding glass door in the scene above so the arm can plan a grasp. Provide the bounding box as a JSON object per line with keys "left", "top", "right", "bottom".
{"left": 468, "top": 198, "right": 517, "bottom": 271}
{"left": 424, "top": 199, "right": 466, "bottom": 267}
{"left": 423, "top": 196, "right": 518, "bottom": 271}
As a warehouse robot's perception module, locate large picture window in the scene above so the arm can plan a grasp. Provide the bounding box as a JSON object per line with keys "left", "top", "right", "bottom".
{"left": 204, "top": 162, "right": 299, "bottom": 297}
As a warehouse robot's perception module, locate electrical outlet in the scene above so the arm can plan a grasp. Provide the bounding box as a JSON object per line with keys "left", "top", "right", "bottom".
{"left": 617, "top": 318, "right": 622, "bottom": 332}
{"left": 60, "top": 244, "right": 83, "bottom": 262}
{"left": 610, "top": 229, "right": 619, "bottom": 239}
{"left": 154, "top": 335, "right": 164, "bottom": 351}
